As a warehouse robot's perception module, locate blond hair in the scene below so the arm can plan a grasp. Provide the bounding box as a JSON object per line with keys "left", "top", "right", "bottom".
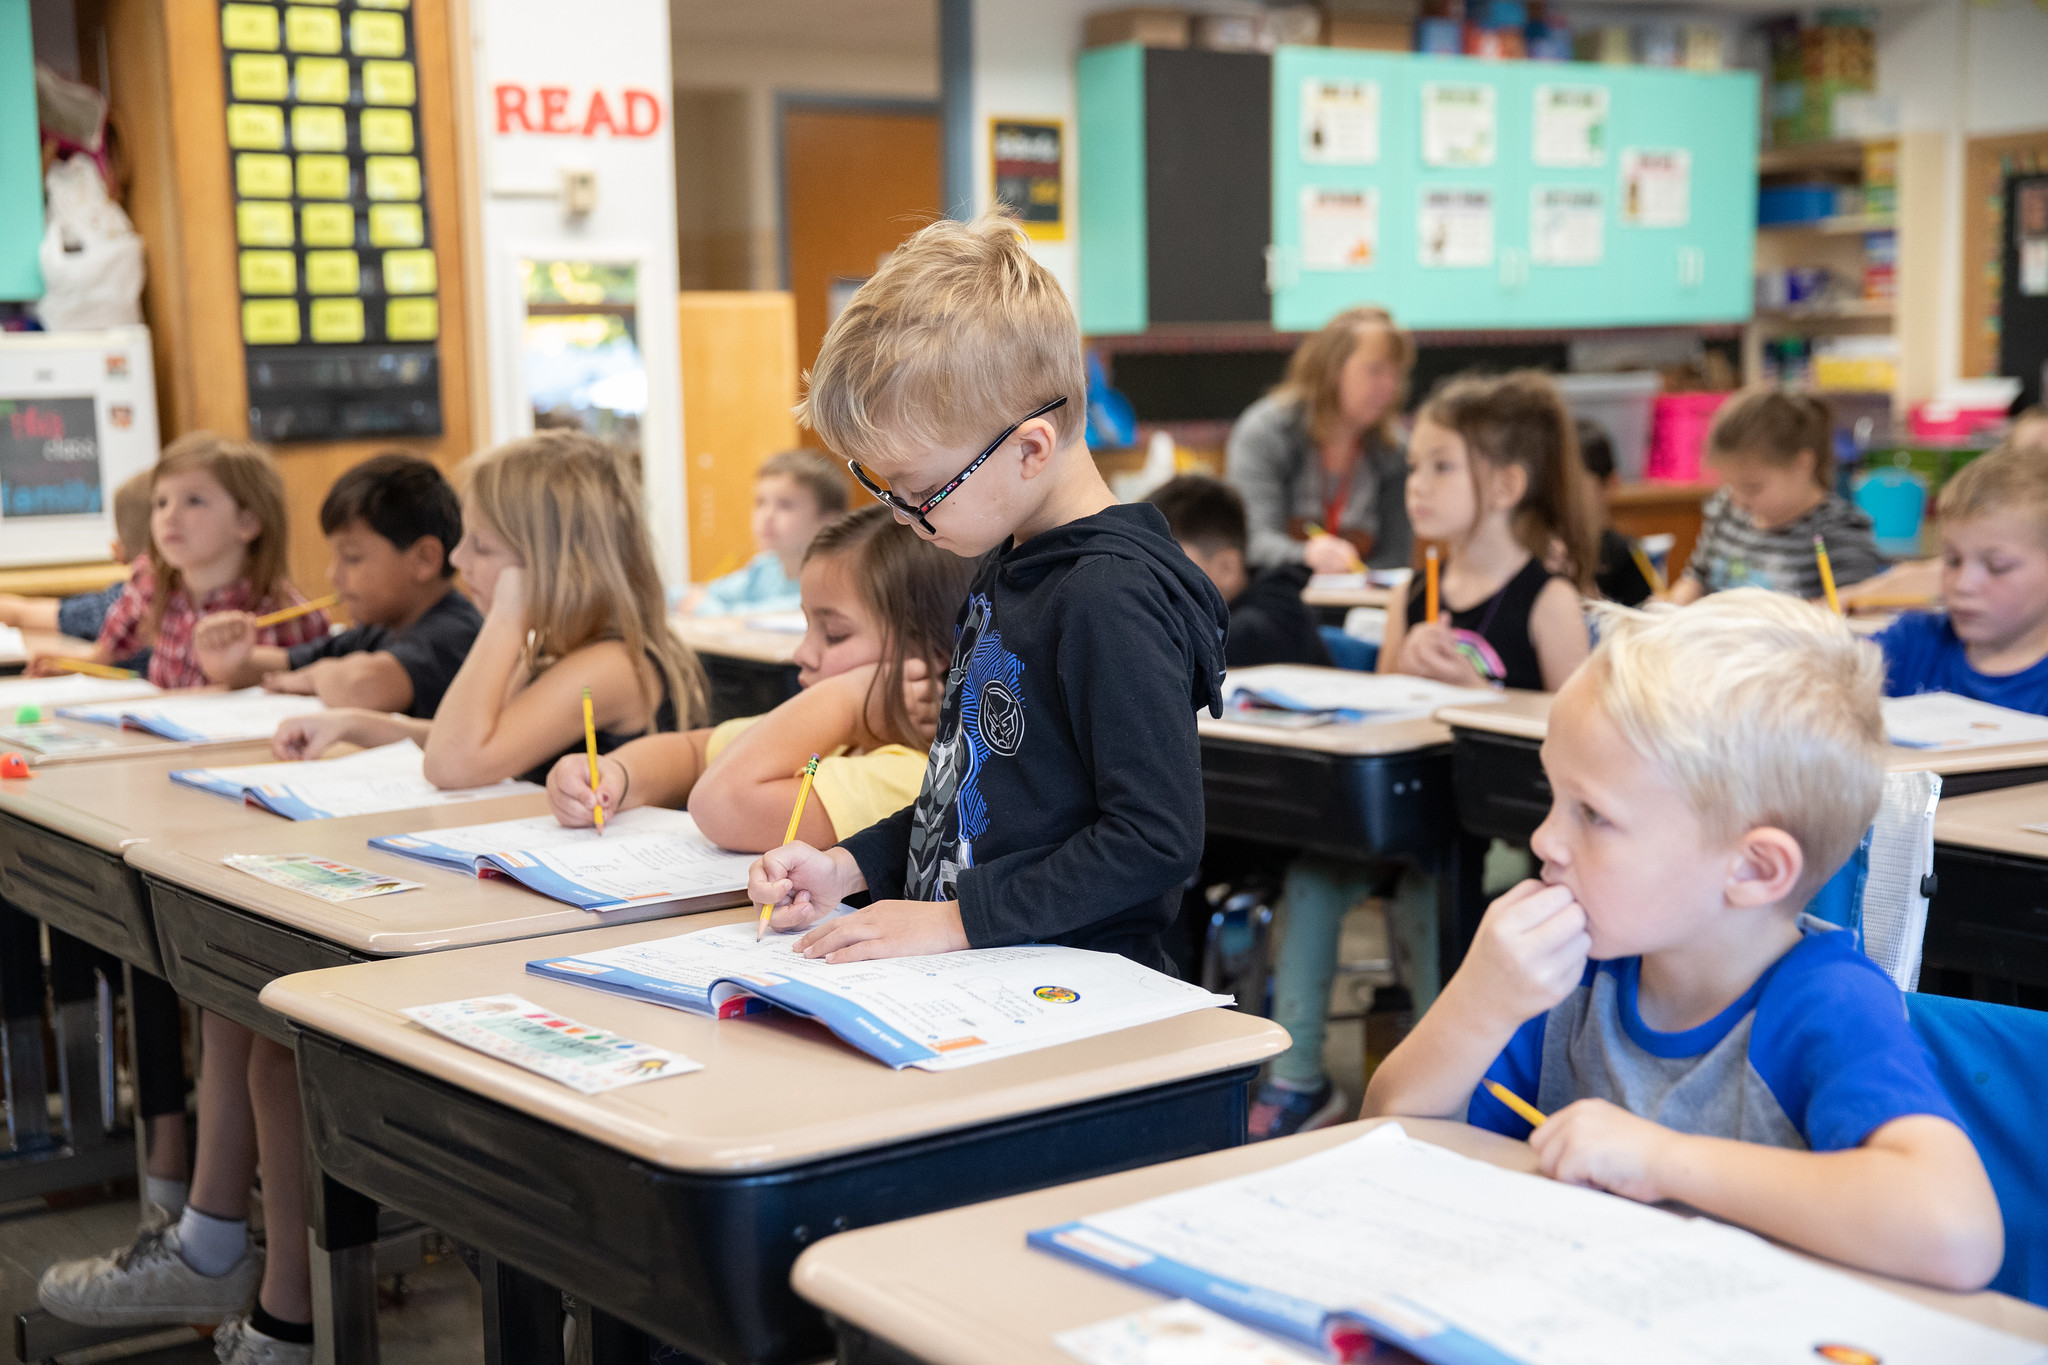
{"left": 1583, "top": 589, "right": 1884, "bottom": 901}
{"left": 757, "top": 448, "right": 849, "bottom": 516}
{"left": 112, "top": 468, "right": 153, "bottom": 560}
{"left": 147, "top": 432, "right": 293, "bottom": 637}
{"left": 1271, "top": 305, "right": 1414, "bottom": 449}
{"left": 798, "top": 212, "right": 1086, "bottom": 466}
{"left": 463, "top": 431, "right": 707, "bottom": 730}
{"left": 1939, "top": 443, "right": 2048, "bottom": 546}
{"left": 1419, "top": 370, "right": 1597, "bottom": 593}
{"left": 1707, "top": 388, "right": 1837, "bottom": 488}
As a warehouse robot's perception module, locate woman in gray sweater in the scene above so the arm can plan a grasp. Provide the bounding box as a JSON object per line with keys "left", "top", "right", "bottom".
{"left": 1226, "top": 306, "right": 1414, "bottom": 572}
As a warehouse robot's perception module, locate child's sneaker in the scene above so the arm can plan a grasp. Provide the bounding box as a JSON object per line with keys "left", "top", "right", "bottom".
{"left": 1247, "top": 1077, "right": 1347, "bottom": 1141}
{"left": 214, "top": 1314, "right": 313, "bottom": 1365}
{"left": 37, "top": 1220, "right": 261, "bottom": 1327}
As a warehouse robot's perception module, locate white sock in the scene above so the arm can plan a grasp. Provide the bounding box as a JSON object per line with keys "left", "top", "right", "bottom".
{"left": 174, "top": 1206, "right": 247, "bottom": 1277}
{"left": 145, "top": 1175, "right": 189, "bottom": 1218}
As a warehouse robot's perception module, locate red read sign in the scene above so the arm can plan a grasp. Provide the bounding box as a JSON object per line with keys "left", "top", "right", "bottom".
{"left": 493, "top": 84, "right": 664, "bottom": 138}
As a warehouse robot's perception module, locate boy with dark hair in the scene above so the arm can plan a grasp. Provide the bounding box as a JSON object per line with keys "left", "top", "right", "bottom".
{"left": 1148, "top": 474, "right": 1329, "bottom": 668}
{"left": 194, "top": 453, "right": 480, "bottom": 717}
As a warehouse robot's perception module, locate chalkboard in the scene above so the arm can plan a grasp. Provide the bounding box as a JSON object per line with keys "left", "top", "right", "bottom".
{"left": 0, "top": 396, "right": 103, "bottom": 519}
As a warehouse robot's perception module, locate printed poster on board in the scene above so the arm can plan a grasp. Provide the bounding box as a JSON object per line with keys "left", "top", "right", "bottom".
{"left": 0, "top": 398, "right": 102, "bottom": 519}
{"left": 1533, "top": 85, "right": 1608, "bottom": 167}
{"left": 991, "top": 118, "right": 1064, "bottom": 241}
{"left": 1301, "top": 187, "right": 1379, "bottom": 269}
{"left": 1531, "top": 186, "right": 1604, "bottom": 266}
{"left": 1621, "top": 148, "right": 1691, "bottom": 228}
{"left": 1418, "top": 188, "right": 1493, "bottom": 268}
{"left": 1421, "top": 81, "right": 1495, "bottom": 168}
{"left": 1300, "top": 78, "right": 1379, "bottom": 165}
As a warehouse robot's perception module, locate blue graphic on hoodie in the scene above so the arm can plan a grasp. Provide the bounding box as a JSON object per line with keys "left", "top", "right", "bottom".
{"left": 904, "top": 592, "right": 1025, "bottom": 901}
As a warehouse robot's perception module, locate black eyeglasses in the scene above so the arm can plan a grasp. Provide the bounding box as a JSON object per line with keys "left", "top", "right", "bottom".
{"left": 847, "top": 396, "right": 1069, "bottom": 536}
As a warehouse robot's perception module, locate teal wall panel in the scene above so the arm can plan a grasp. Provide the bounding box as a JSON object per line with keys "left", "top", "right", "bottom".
{"left": 0, "top": 0, "right": 44, "bottom": 300}
{"left": 1077, "top": 44, "right": 1147, "bottom": 335}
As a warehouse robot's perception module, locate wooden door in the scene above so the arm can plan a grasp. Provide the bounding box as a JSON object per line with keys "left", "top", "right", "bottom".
{"left": 781, "top": 104, "right": 941, "bottom": 383}
{"left": 678, "top": 291, "right": 799, "bottom": 584}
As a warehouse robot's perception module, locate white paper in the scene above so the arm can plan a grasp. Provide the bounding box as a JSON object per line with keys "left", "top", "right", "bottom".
{"left": 2022, "top": 239, "right": 2048, "bottom": 297}
{"left": 1065, "top": 1126, "right": 2047, "bottom": 1365}
{"left": 744, "top": 610, "right": 807, "bottom": 634}
{"left": 542, "top": 923, "right": 1232, "bottom": 1072}
{"left": 1883, "top": 692, "right": 2048, "bottom": 750}
{"left": 1620, "top": 147, "right": 1690, "bottom": 228}
{"left": 0, "top": 673, "right": 160, "bottom": 712}
{"left": 1299, "top": 187, "right": 1378, "bottom": 270}
{"left": 1417, "top": 188, "right": 1493, "bottom": 268}
{"left": 1421, "top": 81, "right": 1495, "bottom": 167}
{"left": 0, "top": 625, "right": 26, "bottom": 658}
{"left": 1299, "top": 78, "right": 1378, "bottom": 165}
{"left": 403, "top": 994, "right": 700, "bottom": 1094}
{"left": 376, "top": 805, "right": 701, "bottom": 860}
{"left": 1532, "top": 84, "right": 1608, "bottom": 167}
{"left": 59, "top": 688, "right": 326, "bottom": 742}
{"left": 1222, "top": 666, "right": 1499, "bottom": 721}
{"left": 177, "top": 741, "right": 537, "bottom": 819}
{"left": 1056, "top": 1301, "right": 1320, "bottom": 1365}
{"left": 488, "top": 833, "right": 755, "bottom": 909}
{"left": 1530, "top": 186, "right": 1605, "bottom": 267}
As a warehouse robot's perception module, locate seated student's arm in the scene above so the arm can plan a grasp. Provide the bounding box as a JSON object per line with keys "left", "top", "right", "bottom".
{"left": 0, "top": 594, "right": 60, "bottom": 631}
{"left": 1665, "top": 573, "right": 1706, "bottom": 605}
{"left": 1530, "top": 1105, "right": 2001, "bottom": 1291}
{"left": 270, "top": 709, "right": 431, "bottom": 760}
{"left": 1364, "top": 880, "right": 1592, "bottom": 1120}
{"left": 193, "top": 611, "right": 291, "bottom": 687}
{"left": 1530, "top": 578, "right": 1592, "bottom": 691}
{"left": 1379, "top": 581, "right": 1485, "bottom": 685}
{"left": 422, "top": 568, "right": 650, "bottom": 789}
{"left": 1841, "top": 558, "right": 1938, "bottom": 611}
{"left": 546, "top": 728, "right": 715, "bottom": 828}
{"left": 29, "top": 578, "right": 146, "bottom": 674}
{"left": 265, "top": 651, "right": 414, "bottom": 713}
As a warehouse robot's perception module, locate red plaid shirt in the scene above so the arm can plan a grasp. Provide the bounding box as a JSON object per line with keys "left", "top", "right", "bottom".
{"left": 97, "top": 557, "right": 332, "bottom": 689}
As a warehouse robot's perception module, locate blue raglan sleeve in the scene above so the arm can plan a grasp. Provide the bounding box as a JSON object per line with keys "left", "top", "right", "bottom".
{"left": 1466, "top": 1013, "right": 1549, "bottom": 1140}
{"left": 1873, "top": 612, "right": 1946, "bottom": 699}
{"left": 1749, "top": 938, "right": 1960, "bottom": 1151}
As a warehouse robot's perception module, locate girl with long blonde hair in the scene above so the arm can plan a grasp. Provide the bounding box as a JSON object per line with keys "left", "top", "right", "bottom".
{"left": 274, "top": 430, "right": 706, "bottom": 782}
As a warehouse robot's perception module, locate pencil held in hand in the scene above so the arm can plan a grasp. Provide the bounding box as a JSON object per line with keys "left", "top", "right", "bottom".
{"left": 1424, "top": 545, "right": 1441, "bottom": 624}
{"left": 49, "top": 657, "right": 138, "bottom": 680}
{"left": 253, "top": 594, "right": 339, "bottom": 629}
{"left": 581, "top": 686, "right": 605, "bottom": 832}
{"left": 1813, "top": 536, "right": 1841, "bottom": 615}
{"left": 1483, "top": 1078, "right": 1547, "bottom": 1127}
{"left": 758, "top": 754, "right": 822, "bottom": 941}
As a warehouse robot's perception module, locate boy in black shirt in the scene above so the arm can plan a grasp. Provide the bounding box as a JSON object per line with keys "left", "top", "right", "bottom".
{"left": 194, "top": 454, "right": 480, "bottom": 717}
{"left": 1148, "top": 474, "right": 1330, "bottom": 668}
{"left": 746, "top": 213, "right": 1228, "bottom": 973}
{"left": 1578, "top": 419, "right": 1656, "bottom": 607}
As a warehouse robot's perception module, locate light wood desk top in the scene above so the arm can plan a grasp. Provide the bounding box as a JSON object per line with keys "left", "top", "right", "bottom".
{"left": 1933, "top": 782, "right": 2048, "bottom": 859}
{"left": 123, "top": 792, "right": 744, "bottom": 956}
{"left": 260, "top": 912, "right": 1287, "bottom": 1172}
{"left": 792, "top": 1116, "right": 2048, "bottom": 1363}
{"left": 0, "top": 742, "right": 282, "bottom": 850}
{"left": 0, "top": 561, "right": 128, "bottom": 598}
{"left": 672, "top": 613, "right": 802, "bottom": 666}
{"left": 0, "top": 629, "right": 98, "bottom": 667}
{"left": 1299, "top": 580, "right": 1397, "bottom": 611}
{"left": 1198, "top": 711, "right": 1449, "bottom": 756}
{"left": 1439, "top": 691, "right": 2048, "bottom": 779}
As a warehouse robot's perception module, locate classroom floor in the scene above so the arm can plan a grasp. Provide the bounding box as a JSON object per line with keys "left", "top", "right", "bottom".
{"left": 0, "top": 1189, "right": 484, "bottom": 1364}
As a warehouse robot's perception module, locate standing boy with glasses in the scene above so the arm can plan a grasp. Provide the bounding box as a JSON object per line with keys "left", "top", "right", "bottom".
{"left": 746, "top": 212, "right": 1229, "bottom": 973}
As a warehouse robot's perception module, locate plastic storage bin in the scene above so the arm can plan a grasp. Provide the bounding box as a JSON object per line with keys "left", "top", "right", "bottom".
{"left": 1647, "top": 391, "right": 1732, "bottom": 482}
{"left": 1758, "top": 183, "right": 1841, "bottom": 225}
{"left": 1553, "top": 371, "right": 1662, "bottom": 481}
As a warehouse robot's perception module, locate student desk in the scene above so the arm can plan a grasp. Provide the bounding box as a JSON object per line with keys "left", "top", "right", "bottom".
{"left": 1436, "top": 692, "right": 2048, "bottom": 968}
{"left": 0, "top": 630, "right": 96, "bottom": 674}
{"left": 1299, "top": 577, "right": 1397, "bottom": 627}
{"left": 672, "top": 614, "right": 802, "bottom": 723}
{"left": 791, "top": 1116, "right": 2048, "bottom": 1365}
{"left": 1929, "top": 782, "right": 2048, "bottom": 1001}
{"left": 0, "top": 742, "right": 280, "bottom": 972}
{"left": 260, "top": 915, "right": 1287, "bottom": 1365}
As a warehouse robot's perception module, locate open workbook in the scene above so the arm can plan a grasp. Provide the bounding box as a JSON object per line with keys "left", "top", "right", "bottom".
{"left": 0, "top": 673, "right": 161, "bottom": 712}
{"left": 369, "top": 807, "right": 752, "bottom": 912}
{"left": 58, "top": 687, "right": 326, "bottom": 742}
{"left": 1883, "top": 691, "right": 2048, "bottom": 751}
{"left": 171, "top": 741, "right": 537, "bottom": 820}
{"left": 527, "top": 915, "right": 1232, "bottom": 1071}
{"left": 1031, "top": 1123, "right": 2046, "bottom": 1365}
{"left": 1221, "top": 666, "right": 1499, "bottom": 724}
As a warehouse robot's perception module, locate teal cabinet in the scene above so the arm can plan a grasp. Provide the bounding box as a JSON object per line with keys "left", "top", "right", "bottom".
{"left": 0, "top": 0, "right": 42, "bottom": 301}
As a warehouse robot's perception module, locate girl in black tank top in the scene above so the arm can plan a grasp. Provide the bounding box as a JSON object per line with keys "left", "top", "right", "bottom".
{"left": 1402, "top": 555, "right": 1556, "bottom": 691}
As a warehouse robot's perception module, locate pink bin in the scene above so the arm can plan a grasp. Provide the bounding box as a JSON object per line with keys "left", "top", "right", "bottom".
{"left": 1647, "top": 392, "right": 1731, "bottom": 483}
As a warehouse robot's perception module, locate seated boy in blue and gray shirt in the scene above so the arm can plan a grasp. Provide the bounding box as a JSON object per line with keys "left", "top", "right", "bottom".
{"left": 1366, "top": 589, "right": 2004, "bottom": 1291}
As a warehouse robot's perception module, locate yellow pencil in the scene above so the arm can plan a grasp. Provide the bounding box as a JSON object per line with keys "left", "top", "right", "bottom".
{"left": 48, "top": 657, "right": 139, "bottom": 680}
{"left": 1424, "top": 545, "right": 1441, "bottom": 624}
{"left": 1483, "top": 1078, "right": 1548, "bottom": 1127}
{"left": 581, "top": 687, "right": 605, "bottom": 834}
{"left": 253, "top": 593, "right": 340, "bottom": 629}
{"left": 1813, "top": 535, "right": 1842, "bottom": 615}
{"left": 759, "top": 754, "right": 822, "bottom": 941}
{"left": 1628, "top": 540, "right": 1666, "bottom": 595}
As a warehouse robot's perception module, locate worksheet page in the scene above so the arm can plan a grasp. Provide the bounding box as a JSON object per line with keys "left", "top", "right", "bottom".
{"left": 175, "top": 740, "right": 536, "bottom": 819}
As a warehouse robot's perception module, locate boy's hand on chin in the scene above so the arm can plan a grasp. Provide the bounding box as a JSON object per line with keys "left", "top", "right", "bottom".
{"left": 1529, "top": 1098, "right": 1678, "bottom": 1204}
{"left": 1455, "top": 879, "right": 1592, "bottom": 1026}
{"left": 797, "top": 899, "right": 969, "bottom": 963}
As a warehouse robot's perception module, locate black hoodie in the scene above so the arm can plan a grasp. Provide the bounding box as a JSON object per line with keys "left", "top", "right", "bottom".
{"left": 838, "top": 502, "right": 1229, "bottom": 972}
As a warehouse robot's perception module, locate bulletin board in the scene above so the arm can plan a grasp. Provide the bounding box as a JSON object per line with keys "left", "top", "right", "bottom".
{"left": 1961, "top": 130, "right": 2048, "bottom": 385}
{"left": 216, "top": 0, "right": 444, "bottom": 441}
